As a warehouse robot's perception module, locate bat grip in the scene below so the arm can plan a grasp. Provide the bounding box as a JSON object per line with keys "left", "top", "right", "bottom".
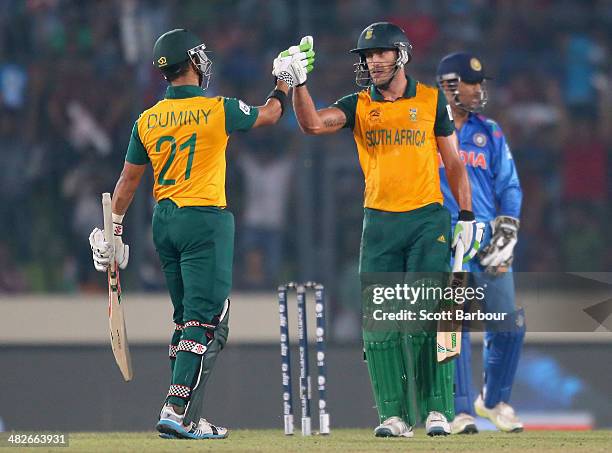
{"left": 101, "top": 193, "right": 116, "bottom": 272}
{"left": 452, "top": 241, "right": 465, "bottom": 273}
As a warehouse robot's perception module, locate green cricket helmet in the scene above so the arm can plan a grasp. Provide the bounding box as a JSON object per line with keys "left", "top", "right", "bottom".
{"left": 152, "top": 29, "right": 212, "bottom": 90}
{"left": 350, "top": 22, "right": 413, "bottom": 87}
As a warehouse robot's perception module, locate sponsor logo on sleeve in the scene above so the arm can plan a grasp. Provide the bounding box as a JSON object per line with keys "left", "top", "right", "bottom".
{"left": 446, "top": 104, "right": 453, "bottom": 121}
{"left": 238, "top": 100, "right": 251, "bottom": 115}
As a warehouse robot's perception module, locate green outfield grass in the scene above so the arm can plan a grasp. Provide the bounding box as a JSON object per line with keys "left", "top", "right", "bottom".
{"left": 11, "top": 429, "right": 611, "bottom": 452}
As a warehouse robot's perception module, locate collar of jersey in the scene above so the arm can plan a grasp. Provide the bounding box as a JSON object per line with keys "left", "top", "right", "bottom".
{"left": 458, "top": 113, "right": 483, "bottom": 136}
{"left": 165, "top": 85, "right": 206, "bottom": 99}
{"left": 369, "top": 76, "right": 416, "bottom": 101}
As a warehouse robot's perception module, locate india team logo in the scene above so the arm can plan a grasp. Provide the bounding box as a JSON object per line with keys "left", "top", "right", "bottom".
{"left": 409, "top": 108, "right": 418, "bottom": 122}
{"left": 473, "top": 133, "right": 487, "bottom": 147}
{"left": 470, "top": 57, "right": 482, "bottom": 71}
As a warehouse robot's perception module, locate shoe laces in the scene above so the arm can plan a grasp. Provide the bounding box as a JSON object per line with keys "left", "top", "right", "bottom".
{"left": 428, "top": 411, "right": 445, "bottom": 422}
{"left": 197, "top": 417, "right": 225, "bottom": 433}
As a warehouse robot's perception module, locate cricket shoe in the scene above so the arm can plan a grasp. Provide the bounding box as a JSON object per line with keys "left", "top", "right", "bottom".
{"left": 181, "top": 418, "right": 229, "bottom": 439}
{"left": 156, "top": 404, "right": 186, "bottom": 438}
{"left": 374, "top": 416, "right": 414, "bottom": 438}
{"left": 156, "top": 405, "right": 229, "bottom": 439}
{"left": 474, "top": 394, "right": 523, "bottom": 433}
{"left": 158, "top": 433, "right": 177, "bottom": 439}
{"left": 451, "top": 413, "right": 478, "bottom": 434}
{"left": 426, "top": 411, "right": 451, "bottom": 436}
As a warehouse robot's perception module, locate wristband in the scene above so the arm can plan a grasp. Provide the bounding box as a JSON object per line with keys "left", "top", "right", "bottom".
{"left": 458, "top": 210, "right": 475, "bottom": 221}
{"left": 266, "top": 88, "right": 287, "bottom": 116}
{"left": 112, "top": 213, "right": 125, "bottom": 224}
{"left": 113, "top": 222, "right": 123, "bottom": 236}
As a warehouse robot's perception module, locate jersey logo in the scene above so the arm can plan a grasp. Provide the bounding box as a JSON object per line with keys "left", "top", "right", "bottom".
{"left": 409, "top": 108, "right": 418, "bottom": 122}
{"left": 473, "top": 133, "right": 487, "bottom": 147}
{"left": 459, "top": 150, "right": 488, "bottom": 169}
{"left": 368, "top": 108, "right": 382, "bottom": 123}
{"left": 437, "top": 235, "right": 446, "bottom": 243}
{"left": 238, "top": 100, "right": 251, "bottom": 115}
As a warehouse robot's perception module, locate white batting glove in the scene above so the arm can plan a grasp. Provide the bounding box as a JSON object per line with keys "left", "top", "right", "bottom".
{"left": 88, "top": 224, "right": 129, "bottom": 272}
{"left": 479, "top": 216, "right": 519, "bottom": 275}
{"left": 89, "top": 228, "right": 111, "bottom": 272}
{"left": 272, "top": 36, "right": 315, "bottom": 87}
{"left": 452, "top": 211, "right": 485, "bottom": 263}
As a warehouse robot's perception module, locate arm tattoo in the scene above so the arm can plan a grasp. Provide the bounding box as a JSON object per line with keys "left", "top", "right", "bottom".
{"left": 323, "top": 117, "right": 344, "bottom": 128}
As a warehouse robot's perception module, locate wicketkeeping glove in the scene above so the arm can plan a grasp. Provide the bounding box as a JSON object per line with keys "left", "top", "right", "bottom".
{"left": 452, "top": 210, "right": 485, "bottom": 264}
{"left": 272, "top": 36, "right": 315, "bottom": 87}
{"left": 479, "top": 215, "right": 519, "bottom": 275}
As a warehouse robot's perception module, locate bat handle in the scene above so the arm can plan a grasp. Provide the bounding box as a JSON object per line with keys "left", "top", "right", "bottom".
{"left": 452, "top": 241, "right": 465, "bottom": 273}
{"left": 101, "top": 192, "right": 116, "bottom": 272}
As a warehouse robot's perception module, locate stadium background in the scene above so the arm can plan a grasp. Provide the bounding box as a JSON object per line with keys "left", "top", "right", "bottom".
{"left": 0, "top": 0, "right": 610, "bottom": 433}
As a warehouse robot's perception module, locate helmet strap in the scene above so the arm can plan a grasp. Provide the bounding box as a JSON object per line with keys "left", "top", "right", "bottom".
{"left": 374, "top": 65, "right": 401, "bottom": 91}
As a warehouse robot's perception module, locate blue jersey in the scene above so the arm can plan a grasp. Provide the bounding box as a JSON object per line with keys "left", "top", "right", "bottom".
{"left": 439, "top": 113, "right": 522, "bottom": 224}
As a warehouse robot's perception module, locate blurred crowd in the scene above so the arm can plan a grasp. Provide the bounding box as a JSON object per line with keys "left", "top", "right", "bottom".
{"left": 0, "top": 0, "right": 610, "bottom": 296}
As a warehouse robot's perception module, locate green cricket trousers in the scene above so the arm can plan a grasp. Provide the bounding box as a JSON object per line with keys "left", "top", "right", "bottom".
{"left": 152, "top": 199, "right": 233, "bottom": 423}
{"left": 360, "top": 202, "right": 455, "bottom": 426}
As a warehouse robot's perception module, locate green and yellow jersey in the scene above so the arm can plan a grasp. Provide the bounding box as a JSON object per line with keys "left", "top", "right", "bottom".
{"left": 125, "top": 85, "right": 258, "bottom": 207}
{"left": 333, "top": 77, "right": 454, "bottom": 212}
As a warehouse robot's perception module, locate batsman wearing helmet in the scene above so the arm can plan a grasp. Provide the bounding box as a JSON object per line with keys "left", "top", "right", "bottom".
{"left": 290, "top": 22, "right": 484, "bottom": 437}
{"left": 88, "top": 29, "right": 313, "bottom": 440}
{"left": 437, "top": 52, "right": 524, "bottom": 434}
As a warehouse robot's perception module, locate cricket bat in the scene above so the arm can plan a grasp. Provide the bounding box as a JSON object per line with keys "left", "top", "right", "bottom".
{"left": 436, "top": 241, "right": 467, "bottom": 363}
{"left": 102, "top": 192, "right": 133, "bottom": 381}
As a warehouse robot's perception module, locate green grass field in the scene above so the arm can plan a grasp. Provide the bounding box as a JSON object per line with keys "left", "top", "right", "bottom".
{"left": 12, "top": 429, "right": 611, "bottom": 452}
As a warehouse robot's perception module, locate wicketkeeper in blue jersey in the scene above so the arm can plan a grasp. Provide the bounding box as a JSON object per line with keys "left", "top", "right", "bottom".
{"left": 437, "top": 52, "right": 525, "bottom": 434}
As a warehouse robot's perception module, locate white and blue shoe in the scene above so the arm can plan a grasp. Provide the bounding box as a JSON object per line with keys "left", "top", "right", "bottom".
{"left": 426, "top": 411, "right": 451, "bottom": 436}
{"left": 182, "top": 417, "right": 229, "bottom": 439}
{"left": 156, "top": 404, "right": 186, "bottom": 438}
{"left": 374, "top": 416, "right": 414, "bottom": 438}
{"left": 156, "top": 405, "right": 229, "bottom": 440}
{"left": 158, "top": 433, "right": 177, "bottom": 439}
